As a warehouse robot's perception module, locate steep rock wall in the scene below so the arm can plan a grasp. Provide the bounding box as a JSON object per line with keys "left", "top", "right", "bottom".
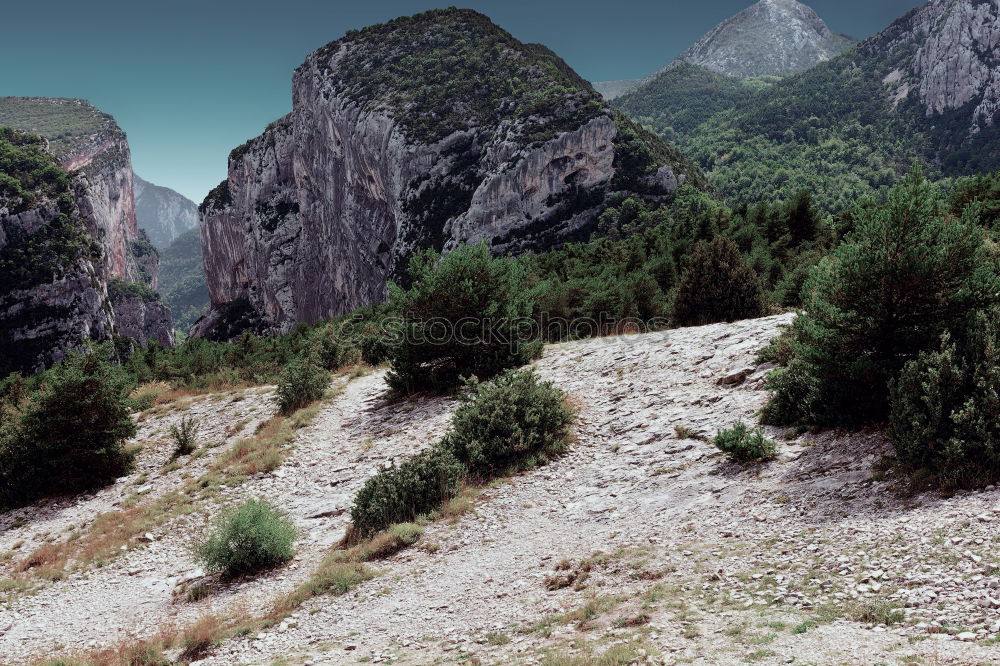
{"left": 0, "top": 99, "right": 173, "bottom": 369}
{"left": 0, "top": 192, "right": 115, "bottom": 375}
{"left": 197, "top": 10, "right": 701, "bottom": 338}
{"left": 109, "top": 292, "right": 174, "bottom": 348}
{"left": 869, "top": 0, "right": 1000, "bottom": 136}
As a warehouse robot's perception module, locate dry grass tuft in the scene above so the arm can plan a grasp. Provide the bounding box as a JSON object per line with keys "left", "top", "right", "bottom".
{"left": 178, "top": 614, "right": 225, "bottom": 660}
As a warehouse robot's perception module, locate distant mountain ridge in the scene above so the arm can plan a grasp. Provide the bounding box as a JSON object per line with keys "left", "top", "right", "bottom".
{"left": 616, "top": 0, "right": 1000, "bottom": 211}
{"left": 134, "top": 175, "right": 198, "bottom": 249}
{"left": 594, "top": 0, "right": 855, "bottom": 99}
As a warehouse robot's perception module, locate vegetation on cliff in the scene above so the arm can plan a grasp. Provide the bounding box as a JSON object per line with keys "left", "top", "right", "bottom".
{"left": 0, "top": 97, "right": 114, "bottom": 160}
{"left": 0, "top": 127, "right": 91, "bottom": 297}
{"left": 313, "top": 8, "right": 605, "bottom": 146}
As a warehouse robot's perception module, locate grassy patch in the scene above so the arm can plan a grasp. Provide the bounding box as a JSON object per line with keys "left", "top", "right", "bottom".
{"left": 852, "top": 598, "right": 905, "bottom": 625}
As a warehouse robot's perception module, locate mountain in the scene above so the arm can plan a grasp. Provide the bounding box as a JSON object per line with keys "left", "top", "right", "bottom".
{"left": 158, "top": 228, "right": 209, "bottom": 335}
{"left": 134, "top": 175, "right": 199, "bottom": 249}
{"left": 634, "top": 0, "right": 1000, "bottom": 210}
{"left": 195, "top": 8, "right": 706, "bottom": 339}
{"left": 616, "top": 63, "right": 777, "bottom": 144}
{"left": 0, "top": 98, "right": 173, "bottom": 373}
{"left": 594, "top": 0, "right": 855, "bottom": 99}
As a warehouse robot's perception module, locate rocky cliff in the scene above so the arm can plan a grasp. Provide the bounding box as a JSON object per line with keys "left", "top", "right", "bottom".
{"left": 867, "top": 0, "right": 1000, "bottom": 144}
{"left": 615, "top": 0, "right": 1000, "bottom": 209}
{"left": 196, "top": 8, "right": 704, "bottom": 339}
{"left": 107, "top": 280, "right": 174, "bottom": 348}
{"left": 594, "top": 0, "right": 855, "bottom": 99}
{"left": 0, "top": 129, "right": 115, "bottom": 375}
{"left": 134, "top": 175, "right": 199, "bottom": 249}
{"left": 0, "top": 98, "right": 174, "bottom": 371}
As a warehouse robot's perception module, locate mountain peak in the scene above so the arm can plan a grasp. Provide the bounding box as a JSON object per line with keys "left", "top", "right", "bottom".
{"left": 674, "top": 0, "right": 854, "bottom": 79}
{"left": 594, "top": 0, "right": 854, "bottom": 99}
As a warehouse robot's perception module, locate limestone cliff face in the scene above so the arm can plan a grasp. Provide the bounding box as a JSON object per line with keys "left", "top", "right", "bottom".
{"left": 869, "top": 0, "right": 1000, "bottom": 138}
{"left": 0, "top": 99, "right": 173, "bottom": 371}
{"left": 594, "top": 0, "right": 855, "bottom": 99}
{"left": 134, "top": 175, "right": 199, "bottom": 249}
{"left": 109, "top": 292, "right": 174, "bottom": 348}
{"left": 61, "top": 130, "right": 139, "bottom": 282}
{"left": 0, "top": 197, "right": 115, "bottom": 375}
{"left": 196, "top": 9, "right": 704, "bottom": 338}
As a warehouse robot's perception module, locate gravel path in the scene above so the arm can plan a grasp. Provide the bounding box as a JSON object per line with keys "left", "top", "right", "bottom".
{"left": 2, "top": 314, "right": 998, "bottom": 665}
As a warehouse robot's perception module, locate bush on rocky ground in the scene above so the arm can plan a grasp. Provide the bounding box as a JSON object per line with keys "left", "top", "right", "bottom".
{"left": 197, "top": 498, "right": 296, "bottom": 577}
{"left": 385, "top": 242, "right": 542, "bottom": 394}
{"left": 170, "top": 414, "right": 199, "bottom": 458}
{"left": 352, "top": 368, "right": 573, "bottom": 536}
{"left": 713, "top": 422, "right": 777, "bottom": 462}
{"left": 0, "top": 344, "right": 137, "bottom": 508}
{"left": 889, "top": 310, "right": 1000, "bottom": 489}
{"left": 350, "top": 446, "right": 466, "bottom": 537}
{"left": 442, "top": 368, "right": 574, "bottom": 480}
{"left": 274, "top": 352, "right": 329, "bottom": 415}
{"left": 671, "top": 235, "right": 767, "bottom": 327}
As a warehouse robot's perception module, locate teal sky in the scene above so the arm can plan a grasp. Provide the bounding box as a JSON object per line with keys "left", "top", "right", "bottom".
{"left": 2, "top": 0, "right": 923, "bottom": 204}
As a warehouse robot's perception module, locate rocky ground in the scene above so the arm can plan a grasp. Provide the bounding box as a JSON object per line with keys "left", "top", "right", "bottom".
{"left": 1, "top": 313, "right": 998, "bottom": 665}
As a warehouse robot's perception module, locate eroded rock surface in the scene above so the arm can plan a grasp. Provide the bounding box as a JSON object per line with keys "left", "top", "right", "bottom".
{"left": 3, "top": 314, "right": 999, "bottom": 665}
{"left": 196, "top": 9, "right": 702, "bottom": 338}
{"left": 871, "top": 0, "right": 1000, "bottom": 136}
{"left": 0, "top": 98, "right": 173, "bottom": 368}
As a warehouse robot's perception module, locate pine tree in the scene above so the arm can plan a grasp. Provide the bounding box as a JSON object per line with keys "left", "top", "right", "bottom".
{"left": 386, "top": 242, "right": 541, "bottom": 393}
{"left": 0, "top": 344, "right": 138, "bottom": 506}
{"left": 671, "top": 235, "right": 767, "bottom": 327}
{"left": 767, "top": 167, "right": 1000, "bottom": 426}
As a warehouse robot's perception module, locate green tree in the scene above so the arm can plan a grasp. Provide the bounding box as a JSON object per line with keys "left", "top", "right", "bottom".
{"left": 766, "top": 167, "right": 1000, "bottom": 426}
{"left": 274, "top": 352, "right": 329, "bottom": 415}
{"left": 889, "top": 310, "right": 1000, "bottom": 489}
{"left": 442, "top": 369, "right": 573, "bottom": 480}
{"left": 386, "top": 242, "right": 541, "bottom": 393}
{"left": 0, "top": 344, "right": 137, "bottom": 506}
{"left": 671, "top": 235, "right": 767, "bottom": 326}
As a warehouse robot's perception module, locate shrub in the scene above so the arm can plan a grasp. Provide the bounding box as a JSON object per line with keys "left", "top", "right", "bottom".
{"left": 196, "top": 498, "right": 296, "bottom": 577}
{"left": 351, "top": 446, "right": 466, "bottom": 537}
{"left": 0, "top": 344, "right": 137, "bottom": 507}
{"left": 759, "top": 359, "right": 822, "bottom": 426}
{"left": 765, "top": 167, "right": 1000, "bottom": 427}
{"left": 671, "top": 235, "right": 767, "bottom": 327}
{"left": 851, "top": 599, "right": 904, "bottom": 625}
{"left": 713, "top": 422, "right": 777, "bottom": 462}
{"left": 442, "top": 369, "right": 574, "bottom": 480}
{"left": 889, "top": 311, "right": 1000, "bottom": 489}
{"left": 313, "top": 321, "right": 363, "bottom": 370}
{"left": 385, "top": 242, "right": 542, "bottom": 394}
{"left": 170, "top": 415, "right": 199, "bottom": 458}
{"left": 274, "top": 353, "right": 329, "bottom": 415}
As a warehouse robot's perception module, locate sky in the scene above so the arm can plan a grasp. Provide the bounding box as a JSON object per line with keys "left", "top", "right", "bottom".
{"left": 2, "top": 0, "right": 924, "bottom": 204}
